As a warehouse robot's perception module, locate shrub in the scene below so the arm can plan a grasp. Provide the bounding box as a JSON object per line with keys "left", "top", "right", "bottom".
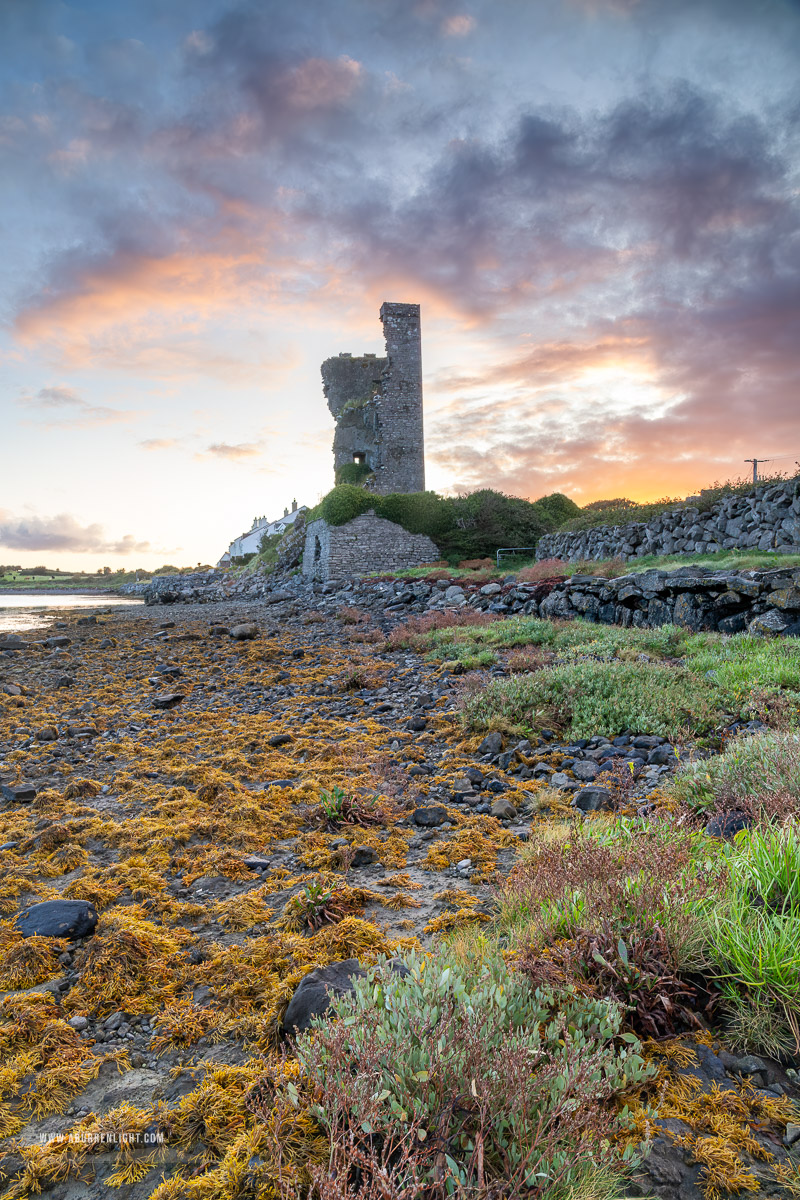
{"left": 317, "top": 484, "right": 375, "bottom": 526}
{"left": 308, "top": 486, "right": 582, "bottom": 561}
{"left": 296, "top": 953, "right": 652, "bottom": 1198}
{"left": 519, "top": 922, "right": 702, "bottom": 1040}
{"left": 460, "top": 661, "right": 720, "bottom": 739}
{"left": 672, "top": 730, "right": 800, "bottom": 821}
{"left": 501, "top": 824, "right": 721, "bottom": 973}
{"left": 335, "top": 462, "right": 374, "bottom": 486}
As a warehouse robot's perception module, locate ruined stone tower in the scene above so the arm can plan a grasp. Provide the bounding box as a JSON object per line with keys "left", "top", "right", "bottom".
{"left": 322, "top": 302, "right": 425, "bottom": 494}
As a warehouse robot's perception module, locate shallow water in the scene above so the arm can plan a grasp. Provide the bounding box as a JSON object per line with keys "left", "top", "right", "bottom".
{"left": 0, "top": 592, "right": 143, "bottom": 635}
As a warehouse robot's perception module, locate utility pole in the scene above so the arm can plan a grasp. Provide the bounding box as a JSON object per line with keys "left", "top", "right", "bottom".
{"left": 744, "top": 458, "right": 772, "bottom": 484}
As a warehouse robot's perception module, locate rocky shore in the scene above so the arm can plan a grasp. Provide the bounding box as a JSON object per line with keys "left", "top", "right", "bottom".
{"left": 0, "top": 597, "right": 798, "bottom": 1199}
{"left": 140, "top": 560, "right": 800, "bottom": 637}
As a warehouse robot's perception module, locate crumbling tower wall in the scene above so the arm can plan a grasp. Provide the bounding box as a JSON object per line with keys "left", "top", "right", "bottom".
{"left": 321, "top": 302, "right": 425, "bottom": 495}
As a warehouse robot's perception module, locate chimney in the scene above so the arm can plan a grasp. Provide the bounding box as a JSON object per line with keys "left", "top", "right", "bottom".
{"left": 283, "top": 507, "right": 288, "bottom": 517}
{"left": 292, "top": 498, "right": 297, "bottom": 512}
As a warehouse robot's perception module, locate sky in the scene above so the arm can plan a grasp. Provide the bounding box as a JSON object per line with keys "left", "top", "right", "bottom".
{"left": 1, "top": 0, "right": 799, "bottom": 570}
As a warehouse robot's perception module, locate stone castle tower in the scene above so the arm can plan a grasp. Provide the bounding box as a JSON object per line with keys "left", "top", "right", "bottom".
{"left": 321, "top": 302, "right": 425, "bottom": 494}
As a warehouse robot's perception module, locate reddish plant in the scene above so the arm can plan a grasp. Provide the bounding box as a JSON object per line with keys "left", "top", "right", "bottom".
{"left": 338, "top": 606, "right": 372, "bottom": 625}
{"left": 519, "top": 921, "right": 709, "bottom": 1040}
{"left": 386, "top": 610, "right": 498, "bottom": 651}
{"left": 515, "top": 560, "right": 569, "bottom": 582}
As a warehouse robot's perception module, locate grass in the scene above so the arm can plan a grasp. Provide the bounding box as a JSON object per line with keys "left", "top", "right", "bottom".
{"left": 374, "top": 548, "right": 800, "bottom": 583}
{"left": 387, "top": 616, "right": 800, "bottom": 739}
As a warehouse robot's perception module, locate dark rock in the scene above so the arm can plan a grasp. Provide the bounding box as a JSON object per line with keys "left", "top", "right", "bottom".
{"left": 282, "top": 958, "right": 366, "bottom": 1034}
{"left": 413, "top": 806, "right": 447, "bottom": 827}
{"left": 705, "top": 811, "right": 751, "bottom": 839}
{"left": 572, "top": 760, "right": 600, "bottom": 781}
{"left": 76, "top": 615, "right": 98, "bottom": 626}
{"left": 477, "top": 731, "right": 504, "bottom": 756}
{"left": 152, "top": 693, "right": 185, "bottom": 710}
{"left": 490, "top": 799, "right": 517, "bottom": 820}
{"left": 262, "top": 778, "right": 296, "bottom": 788}
{"left": 230, "top": 623, "right": 258, "bottom": 640}
{"left": 268, "top": 734, "right": 292, "bottom": 748}
{"left": 350, "top": 847, "right": 378, "bottom": 867}
{"left": 406, "top": 716, "right": 427, "bottom": 731}
{"left": 1, "top": 783, "right": 36, "bottom": 803}
{"left": 242, "top": 857, "right": 272, "bottom": 871}
{"left": 291, "top": 648, "right": 305, "bottom": 659}
{"left": 17, "top": 899, "right": 97, "bottom": 940}
{"left": 0, "top": 635, "right": 24, "bottom": 650}
{"left": 647, "top": 743, "right": 677, "bottom": 766}
{"left": 45, "top": 636, "right": 71, "bottom": 648}
{"left": 572, "top": 787, "right": 612, "bottom": 812}
{"left": 55, "top": 675, "right": 75, "bottom": 688}
{"left": 718, "top": 613, "right": 748, "bottom": 634}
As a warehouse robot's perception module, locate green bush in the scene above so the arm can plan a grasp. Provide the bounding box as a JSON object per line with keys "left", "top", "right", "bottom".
{"left": 377, "top": 490, "right": 453, "bottom": 539}
{"left": 317, "top": 484, "right": 374, "bottom": 526}
{"left": 296, "top": 952, "right": 651, "bottom": 1197}
{"left": 460, "top": 660, "right": 721, "bottom": 739}
{"left": 335, "top": 461, "right": 374, "bottom": 486}
{"left": 307, "top": 486, "right": 578, "bottom": 561}
{"left": 672, "top": 731, "right": 800, "bottom": 817}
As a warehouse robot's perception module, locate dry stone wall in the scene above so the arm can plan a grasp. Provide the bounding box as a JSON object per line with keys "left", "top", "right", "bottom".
{"left": 537, "top": 480, "right": 800, "bottom": 563}
{"left": 302, "top": 512, "right": 440, "bottom": 581}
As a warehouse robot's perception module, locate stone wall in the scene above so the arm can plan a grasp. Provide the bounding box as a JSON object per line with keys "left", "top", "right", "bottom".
{"left": 322, "top": 302, "right": 425, "bottom": 495}
{"left": 536, "top": 479, "right": 800, "bottom": 563}
{"left": 302, "top": 512, "right": 440, "bottom": 581}
{"left": 538, "top": 564, "right": 800, "bottom": 636}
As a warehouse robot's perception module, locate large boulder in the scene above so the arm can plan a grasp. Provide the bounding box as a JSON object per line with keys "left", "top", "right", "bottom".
{"left": 282, "top": 959, "right": 366, "bottom": 1035}
{"left": 17, "top": 899, "right": 97, "bottom": 940}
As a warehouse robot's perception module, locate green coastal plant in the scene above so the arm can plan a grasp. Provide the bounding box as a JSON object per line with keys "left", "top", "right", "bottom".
{"left": 672, "top": 731, "right": 800, "bottom": 819}
{"left": 296, "top": 952, "right": 653, "bottom": 1198}
{"left": 460, "top": 660, "right": 719, "bottom": 740}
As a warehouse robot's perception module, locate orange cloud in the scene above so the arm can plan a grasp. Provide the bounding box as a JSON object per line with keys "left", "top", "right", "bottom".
{"left": 442, "top": 15, "right": 476, "bottom": 36}
{"left": 280, "top": 56, "right": 363, "bottom": 111}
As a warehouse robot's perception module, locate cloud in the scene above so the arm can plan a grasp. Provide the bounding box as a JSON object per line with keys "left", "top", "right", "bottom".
{"left": 33, "top": 385, "right": 83, "bottom": 407}
{"left": 202, "top": 442, "right": 262, "bottom": 460}
{"left": 0, "top": 511, "right": 151, "bottom": 554}
{"left": 442, "top": 14, "right": 476, "bottom": 36}
{"left": 139, "top": 437, "right": 179, "bottom": 450}
{"left": 20, "top": 385, "right": 136, "bottom": 427}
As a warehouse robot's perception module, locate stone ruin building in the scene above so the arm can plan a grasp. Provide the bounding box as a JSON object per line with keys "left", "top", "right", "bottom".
{"left": 303, "top": 302, "right": 440, "bottom": 580}
{"left": 322, "top": 301, "right": 425, "bottom": 494}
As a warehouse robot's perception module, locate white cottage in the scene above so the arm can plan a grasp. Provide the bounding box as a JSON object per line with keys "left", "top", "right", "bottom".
{"left": 219, "top": 501, "right": 306, "bottom": 566}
